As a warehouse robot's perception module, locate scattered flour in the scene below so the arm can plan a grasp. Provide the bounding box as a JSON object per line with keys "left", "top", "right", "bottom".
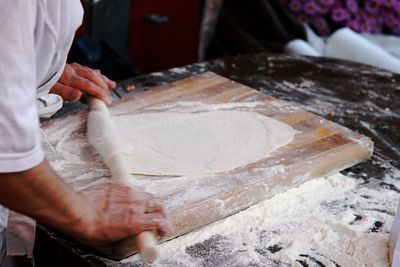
{"left": 144, "top": 101, "right": 266, "bottom": 113}
{"left": 121, "top": 173, "right": 396, "bottom": 266}
{"left": 150, "top": 72, "right": 165, "bottom": 77}
{"left": 41, "top": 102, "right": 398, "bottom": 266}
{"left": 170, "top": 67, "right": 189, "bottom": 74}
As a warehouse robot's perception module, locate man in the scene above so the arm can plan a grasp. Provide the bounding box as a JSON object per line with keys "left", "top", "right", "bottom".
{"left": 0, "top": 1, "right": 170, "bottom": 263}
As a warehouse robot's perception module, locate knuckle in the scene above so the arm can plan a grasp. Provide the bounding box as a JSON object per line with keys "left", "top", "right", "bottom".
{"left": 82, "top": 80, "right": 93, "bottom": 88}
{"left": 72, "top": 63, "right": 82, "bottom": 69}
{"left": 83, "top": 68, "right": 92, "bottom": 75}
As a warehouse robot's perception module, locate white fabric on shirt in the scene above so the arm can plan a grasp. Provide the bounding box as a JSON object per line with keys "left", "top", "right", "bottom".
{"left": 0, "top": 0, "right": 83, "bottom": 173}
{"left": 0, "top": 0, "right": 83, "bottom": 257}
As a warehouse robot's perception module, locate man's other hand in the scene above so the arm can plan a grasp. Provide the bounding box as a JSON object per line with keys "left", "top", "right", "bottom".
{"left": 50, "top": 63, "right": 116, "bottom": 104}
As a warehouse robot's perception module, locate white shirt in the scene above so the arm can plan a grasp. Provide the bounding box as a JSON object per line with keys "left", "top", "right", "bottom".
{"left": 0, "top": 1, "right": 83, "bottom": 246}
{"left": 0, "top": 0, "right": 83, "bottom": 172}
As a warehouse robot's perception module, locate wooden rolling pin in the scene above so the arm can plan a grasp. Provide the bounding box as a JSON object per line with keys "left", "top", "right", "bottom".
{"left": 86, "top": 97, "right": 159, "bottom": 263}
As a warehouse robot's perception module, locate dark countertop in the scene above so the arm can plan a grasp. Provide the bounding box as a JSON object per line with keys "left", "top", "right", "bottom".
{"left": 35, "top": 53, "right": 400, "bottom": 266}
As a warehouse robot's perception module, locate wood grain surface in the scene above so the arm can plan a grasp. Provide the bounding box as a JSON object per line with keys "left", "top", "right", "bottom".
{"left": 41, "top": 72, "right": 373, "bottom": 259}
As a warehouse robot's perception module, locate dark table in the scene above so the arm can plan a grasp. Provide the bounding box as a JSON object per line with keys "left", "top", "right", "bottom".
{"left": 35, "top": 54, "right": 400, "bottom": 266}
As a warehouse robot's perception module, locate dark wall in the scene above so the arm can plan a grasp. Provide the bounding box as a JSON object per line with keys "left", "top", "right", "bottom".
{"left": 206, "top": 0, "right": 305, "bottom": 59}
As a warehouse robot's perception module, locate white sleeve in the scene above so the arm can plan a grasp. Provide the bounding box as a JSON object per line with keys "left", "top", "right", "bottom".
{"left": 0, "top": 1, "right": 44, "bottom": 172}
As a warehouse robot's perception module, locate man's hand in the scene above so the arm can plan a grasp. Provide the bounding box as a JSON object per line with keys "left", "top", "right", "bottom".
{"left": 50, "top": 63, "right": 116, "bottom": 104}
{"left": 76, "top": 182, "right": 171, "bottom": 245}
{"left": 0, "top": 161, "right": 171, "bottom": 246}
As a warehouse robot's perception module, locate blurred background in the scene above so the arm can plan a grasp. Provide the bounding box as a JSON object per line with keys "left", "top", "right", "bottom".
{"left": 69, "top": 0, "right": 305, "bottom": 80}
{"left": 70, "top": 0, "right": 400, "bottom": 79}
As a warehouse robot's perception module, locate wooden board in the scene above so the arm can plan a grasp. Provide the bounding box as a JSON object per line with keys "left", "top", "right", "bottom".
{"left": 41, "top": 72, "right": 373, "bottom": 259}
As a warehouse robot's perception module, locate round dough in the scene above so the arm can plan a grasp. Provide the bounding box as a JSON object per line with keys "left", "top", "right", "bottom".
{"left": 113, "top": 111, "right": 294, "bottom": 176}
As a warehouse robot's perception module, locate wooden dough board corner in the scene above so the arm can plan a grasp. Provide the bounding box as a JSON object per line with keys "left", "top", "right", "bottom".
{"left": 42, "top": 72, "right": 373, "bottom": 259}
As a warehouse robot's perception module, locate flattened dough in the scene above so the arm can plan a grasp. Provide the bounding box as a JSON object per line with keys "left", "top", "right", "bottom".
{"left": 113, "top": 111, "right": 294, "bottom": 176}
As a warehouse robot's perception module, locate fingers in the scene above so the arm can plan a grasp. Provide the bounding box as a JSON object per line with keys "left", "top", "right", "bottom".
{"left": 67, "top": 63, "right": 116, "bottom": 103}
{"left": 80, "top": 182, "right": 171, "bottom": 243}
{"left": 94, "top": 69, "right": 116, "bottom": 89}
{"left": 73, "top": 63, "right": 116, "bottom": 90}
{"left": 129, "top": 213, "right": 172, "bottom": 237}
{"left": 67, "top": 75, "right": 111, "bottom": 104}
{"left": 110, "top": 185, "right": 170, "bottom": 236}
{"left": 49, "top": 83, "right": 82, "bottom": 101}
{"left": 144, "top": 198, "right": 166, "bottom": 215}
{"left": 105, "top": 78, "right": 116, "bottom": 89}
{"left": 111, "top": 186, "right": 166, "bottom": 216}
{"left": 56, "top": 63, "right": 117, "bottom": 105}
{"left": 77, "top": 66, "right": 109, "bottom": 91}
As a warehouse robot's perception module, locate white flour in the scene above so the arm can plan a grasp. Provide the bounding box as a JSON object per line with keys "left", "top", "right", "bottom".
{"left": 144, "top": 101, "right": 266, "bottom": 113}
{"left": 121, "top": 172, "right": 398, "bottom": 266}
{"left": 41, "top": 101, "right": 398, "bottom": 266}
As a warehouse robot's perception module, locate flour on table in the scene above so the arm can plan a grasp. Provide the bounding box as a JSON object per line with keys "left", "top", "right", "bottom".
{"left": 121, "top": 173, "right": 395, "bottom": 266}
{"left": 112, "top": 111, "right": 294, "bottom": 176}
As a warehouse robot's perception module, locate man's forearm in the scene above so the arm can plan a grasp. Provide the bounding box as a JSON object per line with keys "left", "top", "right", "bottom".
{"left": 0, "top": 160, "right": 92, "bottom": 237}
{"left": 0, "top": 159, "right": 170, "bottom": 245}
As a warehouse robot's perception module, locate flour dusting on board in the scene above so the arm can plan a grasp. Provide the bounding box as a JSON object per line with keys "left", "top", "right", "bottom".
{"left": 42, "top": 115, "right": 112, "bottom": 191}
{"left": 42, "top": 100, "right": 295, "bottom": 211}
{"left": 132, "top": 164, "right": 288, "bottom": 211}
{"left": 121, "top": 173, "right": 396, "bottom": 266}
{"left": 143, "top": 101, "right": 266, "bottom": 113}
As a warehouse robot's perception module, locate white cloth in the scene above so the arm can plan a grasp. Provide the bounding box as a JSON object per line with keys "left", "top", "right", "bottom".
{"left": 0, "top": 0, "right": 83, "bottom": 173}
{"left": 284, "top": 39, "right": 321, "bottom": 57}
{"left": 0, "top": 0, "right": 83, "bottom": 258}
{"left": 285, "top": 26, "right": 400, "bottom": 75}
{"left": 325, "top": 28, "right": 400, "bottom": 74}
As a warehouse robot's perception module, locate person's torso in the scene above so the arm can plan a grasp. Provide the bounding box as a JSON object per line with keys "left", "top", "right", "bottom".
{"left": 0, "top": 0, "right": 83, "bottom": 246}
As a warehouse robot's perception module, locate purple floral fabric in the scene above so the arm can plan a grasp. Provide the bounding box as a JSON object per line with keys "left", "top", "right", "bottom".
{"left": 284, "top": 0, "right": 400, "bottom": 36}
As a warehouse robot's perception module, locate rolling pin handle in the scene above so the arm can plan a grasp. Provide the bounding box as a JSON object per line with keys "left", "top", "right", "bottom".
{"left": 88, "top": 97, "right": 109, "bottom": 114}
{"left": 87, "top": 96, "right": 160, "bottom": 262}
{"left": 136, "top": 231, "right": 159, "bottom": 263}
